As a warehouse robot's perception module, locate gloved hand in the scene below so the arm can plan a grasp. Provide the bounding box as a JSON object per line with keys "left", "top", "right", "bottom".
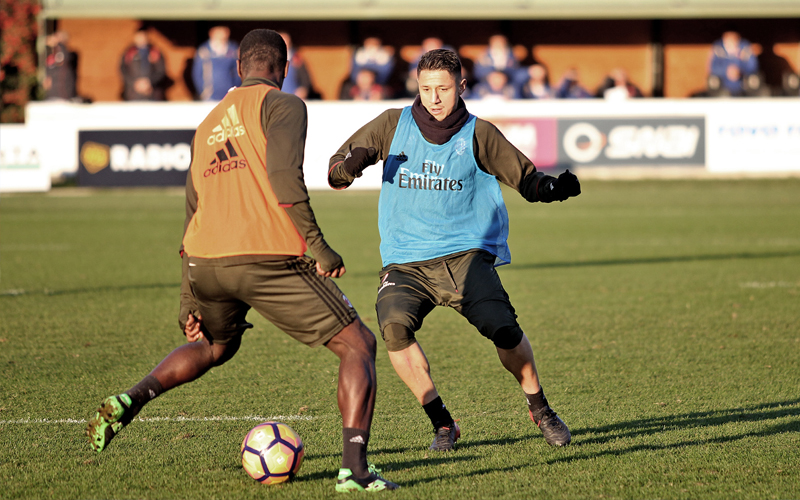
{"left": 550, "top": 169, "right": 581, "bottom": 201}
{"left": 341, "top": 147, "right": 379, "bottom": 178}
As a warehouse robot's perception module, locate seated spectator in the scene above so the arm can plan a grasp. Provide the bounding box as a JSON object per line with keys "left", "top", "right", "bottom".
{"left": 192, "top": 26, "right": 240, "bottom": 101}
{"left": 120, "top": 29, "right": 167, "bottom": 101}
{"left": 346, "top": 68, "right": 387, "bottom": 101}
{"left": 554, "top": 68, "right": 592, "bottom": 99}
{"left": 473, "top": 34, "right": 522, "bottom": 83}
{"left": 43, "top": 31, "right": 78, "bottom": 101}
{"left": 597, "top": 68, "right": 643, "bottom": 100}
{"left": 350, "top": 36, "right": 395, "bottom": 86}
{"left": 405, "top": 36, "right": 453, "bottom": 95}
{"left": 520, "top": 64, "right": 554, "bottom": 99}
{"left": 471, "top": 70, "right": 517, "bottom": 100}
{"left": 707, "top": 30, "right": 759, "bottom": 96}
{"left": 279, "top": 31, "right": 317, "bottom": 100}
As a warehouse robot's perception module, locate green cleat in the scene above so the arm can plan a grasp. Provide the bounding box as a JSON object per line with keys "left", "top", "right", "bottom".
{"left": 86, "top": 394, "right": 133, "bottom": 452}
{"left": 335, "top": 464, "right": 399, "bottom": 492}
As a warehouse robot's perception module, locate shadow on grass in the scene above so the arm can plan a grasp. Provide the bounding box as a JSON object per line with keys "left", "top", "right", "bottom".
{"left": 510, "top": 249, "right": 800, "bottom": 271}
{"left": 295, "top": 398, "right": 800, "bottom": 486}
{"left": 293, "top": 453, "right": 479, "bottom": 485}
{"left": 549, "top": 397, "right": 800, "bottom": 464}
{"left": 0, "top": 282, "right": 178, "bottom": 298}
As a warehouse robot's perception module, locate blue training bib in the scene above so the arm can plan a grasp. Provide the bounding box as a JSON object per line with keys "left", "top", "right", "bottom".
{"left": 378, "top": 107, "right": 511, "bottom": 267}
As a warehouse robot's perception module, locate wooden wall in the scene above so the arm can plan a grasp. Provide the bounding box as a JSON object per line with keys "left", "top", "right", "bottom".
{"left": 55, "top": 18, "right": 800, "bottom": 102}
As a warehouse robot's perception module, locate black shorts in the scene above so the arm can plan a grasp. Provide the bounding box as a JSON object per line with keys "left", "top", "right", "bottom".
{"left": 188, "top": 256, "right": 357, "bottom": 346}
{"left": 375, "top": 251, "right": 520, "bottom": 344}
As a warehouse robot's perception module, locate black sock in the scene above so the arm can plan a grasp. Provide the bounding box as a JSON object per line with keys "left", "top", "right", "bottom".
{"left": 525, "top": 388, "right": 549, "bottom": 417}
{"left": 422, "top": 396, "right": 454, "bottom": 431}
{"left": 125, "top": 375, "right": 163, "bottom": 415}
{"left": 342, "top": 428, "right": 370, "bottom": 478}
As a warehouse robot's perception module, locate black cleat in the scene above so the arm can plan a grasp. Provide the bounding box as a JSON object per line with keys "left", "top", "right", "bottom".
{"left": 530, "top": 407, "right": 571, "bottom": 447}
{"left": 429, "top": 423, "right": 460, "bottom": 451}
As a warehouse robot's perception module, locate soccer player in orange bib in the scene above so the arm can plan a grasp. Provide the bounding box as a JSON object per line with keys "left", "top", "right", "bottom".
{"left": 87, "top": 29, "right": 397, "bottom": 493}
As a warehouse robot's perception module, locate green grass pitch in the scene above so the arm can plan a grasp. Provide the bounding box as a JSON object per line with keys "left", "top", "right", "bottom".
{"left": 1, "top": 179, "right": 799, "bottom": 499}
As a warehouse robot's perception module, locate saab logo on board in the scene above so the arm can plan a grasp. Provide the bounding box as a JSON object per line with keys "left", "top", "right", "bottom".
{"left": 206, "top": 104, "right": 246, "bottom": 145}
{"left": 205, "top": 139, "right": 247, "bottom": 177}
{"left": 558, "top": 117, "right": 705, "bottom": 166}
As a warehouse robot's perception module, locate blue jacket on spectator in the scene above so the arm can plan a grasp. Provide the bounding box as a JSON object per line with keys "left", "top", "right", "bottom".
{"left": 193, "top": 39, "right": 241, "bottom": 101}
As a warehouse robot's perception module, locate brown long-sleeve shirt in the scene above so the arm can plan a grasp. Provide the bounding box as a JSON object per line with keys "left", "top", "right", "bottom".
{"left": 328, "top": 108, "right": 553, "bottom": 202}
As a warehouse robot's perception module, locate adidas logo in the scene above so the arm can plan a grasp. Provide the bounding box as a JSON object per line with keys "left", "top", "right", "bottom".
{"left": 349, "top": 436, "right": 365, "bottom": 444}
{"left": 211, "top": 139, "right": 239, "bottom": 165}
{"left": 204, "top": 139, "right": 248, "bottom": 176}
{"left": 206, "top": 104, "right": 246, "bottom": 145}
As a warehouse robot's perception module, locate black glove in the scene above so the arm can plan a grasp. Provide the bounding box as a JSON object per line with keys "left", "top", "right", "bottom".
{"left": 341, "top": 147, "right": 378, "bottom": 178}
{"left": 546, "top": 169, "right": 581, "bottom": 202}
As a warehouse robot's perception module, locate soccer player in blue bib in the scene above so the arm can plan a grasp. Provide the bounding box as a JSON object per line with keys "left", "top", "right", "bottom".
{"left": 328, "top": 49, "right": 581, "bottom": 451}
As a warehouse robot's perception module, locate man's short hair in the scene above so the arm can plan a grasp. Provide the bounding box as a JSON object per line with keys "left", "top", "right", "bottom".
{"left": 417, "top": 49, "right": 462, "bottom": 78}
{"left": 239, "top": 29, "right": 287, "bottom": 76}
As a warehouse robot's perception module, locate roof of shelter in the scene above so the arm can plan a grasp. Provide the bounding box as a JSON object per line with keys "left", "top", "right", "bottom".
{"left": 41, "top": 0, "right": 800, "bottom": 20}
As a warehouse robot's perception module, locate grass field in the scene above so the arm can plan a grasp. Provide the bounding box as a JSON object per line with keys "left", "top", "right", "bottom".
{"left": 1, "top": 180, "right": 799, "bottom": 499}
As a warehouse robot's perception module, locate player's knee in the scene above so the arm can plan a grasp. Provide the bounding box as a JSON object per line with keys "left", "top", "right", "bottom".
{"left": 211, "top": 336, "right": 241, "bottom": 367}
{"left": 356, "top": 320, "right": 378, "bottom": 357}
{"left": 381, "top": 323, "right": 416, "bottom": 352}
{"left": 491, "top": 325, "right": 524, "bottom": 350}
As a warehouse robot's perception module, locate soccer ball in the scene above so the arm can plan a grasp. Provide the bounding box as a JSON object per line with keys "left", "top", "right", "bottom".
{"left": 241, "top": 421, "right": 304, "bottom": 485}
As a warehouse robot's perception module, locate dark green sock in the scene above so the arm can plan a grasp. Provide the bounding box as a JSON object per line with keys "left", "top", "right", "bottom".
{"left": 342, "top": 428, "right": 369, "bottom": 478}
{"left": 125, "top": 375, "right": 163, "bottom": 415}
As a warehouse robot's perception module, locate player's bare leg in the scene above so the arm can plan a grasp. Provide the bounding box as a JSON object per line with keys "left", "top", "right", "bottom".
{"left": 495, "top": 334, "right": 541, "bottom": 394}
{"left": 326, "top": 318, "right": 398, "bottom": 491}
{"left": 496, "top": 332, "right": 571, "bottom": 447}
{"left": 387, "top": 338, "right": 459, "bottom": 451}
{"left": 324, "top": 319, "right": 377, "bottom": 431}
{"left": 87, "top": 335, "right": 240, "bottom": 453}
{"left": 150, "top": 336, "right": 240, "bottom": 390}
{"left": 386, "top": 341, "right": 438, "bottom": 405}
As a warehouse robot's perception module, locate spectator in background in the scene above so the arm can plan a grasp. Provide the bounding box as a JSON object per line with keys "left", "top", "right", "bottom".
{"left": 193, "top": 26, "right": 240, "bottom": 101}
{"left": 520, "top": 64, "right": 554, "bottom": 99}
{"left": 471, "top": 70, "right": 517, "bottom": 100}
{"left": 473, "top": 34, "right": 526, "bottom": 91}
{"left": 708, "top": 30, "right": 759, "bottom": 96}
{"left": 350, "top": 36, "right": 395, "bottom": 86}
{"left": 43, "top": 31, "right": 78, "bottom": 101}
{"left": 405, "top": 37, "right": 453, "bottom": 96}
{"left": 279, "top": 31, "right": 315, "bottom": 100}
{"left": 120, "top": 29, "right": 167, "bottom": 101}
{"left": 597, "top": 68, "right": 643, "bottom": 100}
{"left": 346, "top": 68, "right": 387, "bottom": 101}
{"left": 554, "top": 68, "right": 592, "bottom": 98}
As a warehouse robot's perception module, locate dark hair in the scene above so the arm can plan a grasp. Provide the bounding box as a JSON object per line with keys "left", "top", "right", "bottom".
{"left": 238, "top": 29, "right": 287, "bottom": 76}
{"left": 417, "top": 49, "right": 462, "bottom": 78}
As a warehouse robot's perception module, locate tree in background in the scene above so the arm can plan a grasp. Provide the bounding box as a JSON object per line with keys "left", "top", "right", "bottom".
{"left": 1, "top": 0, "right": 41, "bottom": 123}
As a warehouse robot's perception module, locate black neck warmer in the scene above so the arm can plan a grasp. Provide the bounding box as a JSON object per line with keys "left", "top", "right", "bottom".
{"left": 410, "top": 95, "right": 469, "bottom": 145}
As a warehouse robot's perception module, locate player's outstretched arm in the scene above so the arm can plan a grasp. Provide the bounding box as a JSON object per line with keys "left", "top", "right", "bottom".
{"left": 328, "top": 146, "right": 379, "bottom": 189}
{"left": 538, "top": 169, "right": 581, "bottom": 202}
